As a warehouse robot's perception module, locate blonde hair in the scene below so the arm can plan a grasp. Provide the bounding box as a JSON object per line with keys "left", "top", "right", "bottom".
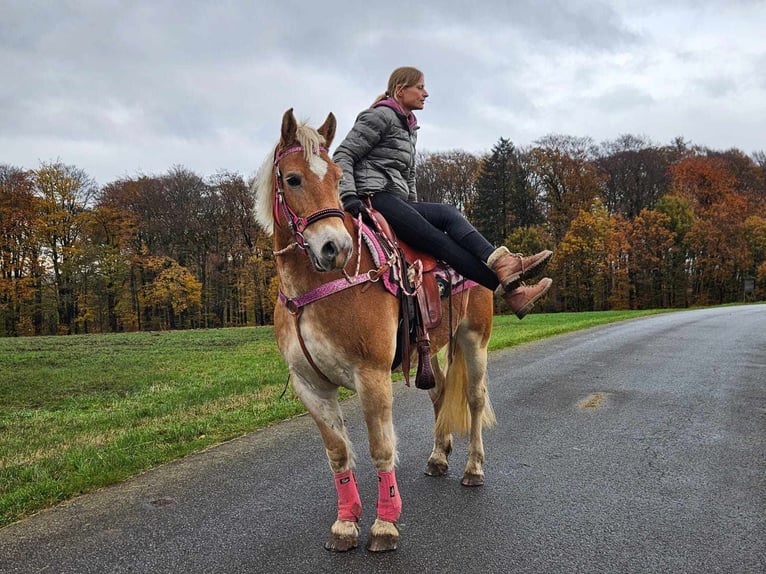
{"left": 373, "top": 66, "right": 424, "bottom": 105}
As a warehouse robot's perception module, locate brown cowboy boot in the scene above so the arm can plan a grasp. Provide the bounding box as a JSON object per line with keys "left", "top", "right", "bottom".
{"left": 487, "top": 247, "right": 553, "bottom": 292}
{"left": 498, "top": 278, "right": 553, "bottom": 320}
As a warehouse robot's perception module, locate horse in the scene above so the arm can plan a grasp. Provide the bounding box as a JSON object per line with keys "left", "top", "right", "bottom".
{"left": 252, "top": 109, "right": 496, "bottom": 552}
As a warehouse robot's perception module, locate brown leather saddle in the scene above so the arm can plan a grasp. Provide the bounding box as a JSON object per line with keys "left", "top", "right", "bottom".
{"left": 365, "top": 207, "right": 451, "bottom": 390}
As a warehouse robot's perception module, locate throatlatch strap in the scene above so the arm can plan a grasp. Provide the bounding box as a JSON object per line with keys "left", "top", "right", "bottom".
{"left": 376, "top": 469, "right": 402, "bottom": 523}
{"left": 334, "top": 469, "right": 362, "bottom": 522}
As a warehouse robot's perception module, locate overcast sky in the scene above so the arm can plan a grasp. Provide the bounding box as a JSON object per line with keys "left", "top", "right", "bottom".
{"left": 2, "top": 0, "right": 765, "bottom": 186}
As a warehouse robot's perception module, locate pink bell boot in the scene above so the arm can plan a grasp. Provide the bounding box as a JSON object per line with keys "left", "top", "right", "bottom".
{"left": 487, "top": 247, "right": 553, "bottom": 292}
{"left": 499, "top": 278, "right": 553, "bottom": 320}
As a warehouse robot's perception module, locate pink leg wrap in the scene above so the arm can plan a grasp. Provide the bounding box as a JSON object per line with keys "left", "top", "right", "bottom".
{"left": 376, "top": 469, "right": 402, "bottom": 523}
{"left": 334, "top": 469, "right": 362, "bottom": 522}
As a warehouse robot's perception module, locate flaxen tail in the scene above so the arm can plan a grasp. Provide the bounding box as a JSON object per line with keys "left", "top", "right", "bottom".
{"left": 435, "top": 343, "right": 496, "bottom": 437}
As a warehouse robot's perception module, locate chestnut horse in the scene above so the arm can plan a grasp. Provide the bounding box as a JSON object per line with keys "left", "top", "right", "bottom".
{"left": 252, "top": 109, "right": 496, "bottom": 552}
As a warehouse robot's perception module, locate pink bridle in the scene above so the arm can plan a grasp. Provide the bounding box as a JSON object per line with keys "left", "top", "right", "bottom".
{"left": 272, "top": 145, "right": 345, "bottom": 251}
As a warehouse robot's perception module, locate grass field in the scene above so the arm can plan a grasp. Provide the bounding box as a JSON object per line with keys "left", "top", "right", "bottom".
{"left": 0, "top": 308, "right": 673, "bottom": 527}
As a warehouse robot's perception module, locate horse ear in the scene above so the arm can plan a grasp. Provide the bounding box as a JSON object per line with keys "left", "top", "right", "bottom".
{"left": 318, "top": 113, "right": 336, "bottom": 149}
{"left": 281, "top": 108, "right": 298, "bottom": 145}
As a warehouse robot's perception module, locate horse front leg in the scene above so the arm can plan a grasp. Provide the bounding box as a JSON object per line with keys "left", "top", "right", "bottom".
{"left": 292, "top": 375, "right": 360, "bottom": 551}
{"left": 356, "top": 372, "right": 401, "bottom": 552}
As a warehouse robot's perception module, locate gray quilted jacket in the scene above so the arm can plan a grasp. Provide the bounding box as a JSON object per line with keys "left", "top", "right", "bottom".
{"left": 333, "top": 100, "right": 418, "bottom": 203}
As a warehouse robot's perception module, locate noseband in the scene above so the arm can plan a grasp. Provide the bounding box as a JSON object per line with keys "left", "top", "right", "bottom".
{"left": 273, "top": 145, "right": 345, "bottom": 252}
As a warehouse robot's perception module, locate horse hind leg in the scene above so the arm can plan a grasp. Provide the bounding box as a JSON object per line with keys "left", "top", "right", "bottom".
{"left": 425, "top": 353, "right": 452, "bottom": 477}
{"left": 429, "top": 328, "right": 494, "bottom": 487}
{"left": 460, "top": 333, "right": 495, "bottom": 487}
{"left": 291, "top": 375, "right": 360, "bottom": 551}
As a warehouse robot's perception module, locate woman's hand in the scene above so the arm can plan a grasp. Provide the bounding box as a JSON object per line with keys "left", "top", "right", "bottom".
{"left": 342, "top": 195, "right": 365, "bottom": 217}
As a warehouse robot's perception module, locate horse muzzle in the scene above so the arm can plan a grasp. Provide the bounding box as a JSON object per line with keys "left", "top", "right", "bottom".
{"left": 305, "top": 227, "right": 353, "bottom": 272}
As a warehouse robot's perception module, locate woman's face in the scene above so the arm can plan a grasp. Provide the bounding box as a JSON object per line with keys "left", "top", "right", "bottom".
{"left": 396, "top": 75, "right": 428, "bottom": 113}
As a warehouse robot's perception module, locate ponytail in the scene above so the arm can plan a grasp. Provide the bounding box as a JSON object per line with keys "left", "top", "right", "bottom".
{"left": 371, "top": 67, "right": 423, "bottom": 107}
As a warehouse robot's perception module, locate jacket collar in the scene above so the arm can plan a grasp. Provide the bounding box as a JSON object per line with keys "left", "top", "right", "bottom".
{"left": 372, "top": 97, "right": 418, "bottom": 131}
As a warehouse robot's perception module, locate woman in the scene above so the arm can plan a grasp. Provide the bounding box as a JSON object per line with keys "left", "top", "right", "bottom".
{"left": 333, "top": 66, "right": 552, "bottom": 319}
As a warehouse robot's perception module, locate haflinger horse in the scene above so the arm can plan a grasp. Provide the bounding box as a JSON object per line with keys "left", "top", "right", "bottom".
{"left": 252, "top": 109, "right": 496, "bottom": 552}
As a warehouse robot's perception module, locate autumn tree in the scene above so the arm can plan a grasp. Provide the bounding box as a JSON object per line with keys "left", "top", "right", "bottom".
{"left": 249, "top": 233, "right": 276, "bottom": 325}
{"left": 744, "top": 216, "right": 766, "bottom": 275}
{"left": 552, "top": 200, "right": 628, "bottom": 311}
{"left": 707, "top": 148, "right": 766, "bottom": 211}
{"left": 670, "top": 155, "right": 751, "bottom": 304}
{"left": 96, "top": 177, "right": 157, "bottom": 330}
{"left": 654, "top": 194, "right": 695, "bottom": 307}
{"left": 97, "top": 168, "right": 216, "bottom": 328}
{"left": 416, "top": 150, "right": 480, "bottom": 210}
{"left": 4, "top": 134, "right": 765, "bottom": 337}
{"left": 627, "top": 209, "right": 675, "bottom": 309}
{"left": 597, "top": 135, "right": 672, "bottom": 218}
{"left": 527, "top": 135, "right": 606, "bottom": 243}
{"left": 34, "top": 161, "right": 98, "bottom": 333}
{"left": 85, "top": 199, "right": 139, "bottom": 332}
{"left": 140, "top": 256, "right": 202, "bottom": 330}
{"left": 207, "top": 171, "right": 271, "bottom": 327}
{"left": 0, "top": 165, "right": 45, "bottom": 335}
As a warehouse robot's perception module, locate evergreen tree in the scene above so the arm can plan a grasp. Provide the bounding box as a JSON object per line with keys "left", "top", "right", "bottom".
{"left": 469, "top": 138, "right": 541, "bottom": 246}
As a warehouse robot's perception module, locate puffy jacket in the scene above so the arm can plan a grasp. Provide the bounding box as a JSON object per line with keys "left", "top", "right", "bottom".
{"left": 333, "top": 99, "right": 418, "bottom": 203}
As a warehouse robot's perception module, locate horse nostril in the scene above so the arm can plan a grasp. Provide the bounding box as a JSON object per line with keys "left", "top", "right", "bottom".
{"left": 321, "top": 241, "right": 339, "bottom": 263}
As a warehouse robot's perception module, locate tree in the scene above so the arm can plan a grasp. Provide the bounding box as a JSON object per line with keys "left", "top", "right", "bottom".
{"left": 140, "top": 256, "right": 202, "bottom": 330}
{"left": 527, "top": 134, "right": 606, "bottom": 243}
{"left": 207, "top": 171, "right": 266, "bottom": 327}
{"left": 97, "top": 168, "right": 215, "bottom": 329}
{"left": 627, "top": 209, "right": 675, "bottom": 309}
{"left": 470, "top": 138, "right": 541, "bottom": 246}
{"left": 97, "top": 177, "right": 154, "bottom": 331}
{"left": 707, "top": 148, "right": 766, "bottom": 211}
{"left": 597, "top": 135, "right": 671, "bottom": 218}
{"left": 552, "top": 200, "right": 627, "bottom": 311}
{"left": 670, "top": 156, "right": 751, "bottom": 304}
{"left": 34, "top": 161, "right": 98, "bottom": 334}
{"left": 85, "top": 201, "right": 138, "bottom": 332}
{"left": 655, "top": 194, "right": 695, "bottom": 308}
{"left": 416, "top": 150, "right": 480, "bottom": 210}
{"left": 744, "top": 216, "right": 766, "bottom": 274}
{"left": 0, "top": 165, "right": 44, "bottom": 335}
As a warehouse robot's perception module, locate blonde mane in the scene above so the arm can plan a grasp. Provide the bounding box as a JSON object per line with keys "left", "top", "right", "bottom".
{"left": 252, "top": 121, "right": 327, "bottom": 236}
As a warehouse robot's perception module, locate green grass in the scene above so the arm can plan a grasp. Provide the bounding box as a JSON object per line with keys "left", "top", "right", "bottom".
{"left": 0, "top": 309, "right": 674, "bottom": 526}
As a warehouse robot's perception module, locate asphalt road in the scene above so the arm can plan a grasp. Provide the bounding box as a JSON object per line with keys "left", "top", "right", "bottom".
{"left": 1, "top": 305, "right": 764, "bottom": 574}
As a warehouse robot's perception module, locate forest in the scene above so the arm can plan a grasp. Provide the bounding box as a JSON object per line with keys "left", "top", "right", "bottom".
{"left": 2, "top": 133, "right": 765, "bottom": 336}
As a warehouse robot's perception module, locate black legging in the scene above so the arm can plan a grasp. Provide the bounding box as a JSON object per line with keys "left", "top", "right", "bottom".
{"left": 370, "top": 193, "right": 499, "bottom": 290}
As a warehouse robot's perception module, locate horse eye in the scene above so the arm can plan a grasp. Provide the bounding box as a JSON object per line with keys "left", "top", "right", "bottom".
{"left": 285, "top": 174, "right": 302, "bottom": 187}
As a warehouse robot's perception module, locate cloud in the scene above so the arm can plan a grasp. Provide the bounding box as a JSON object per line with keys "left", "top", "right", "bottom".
{"left": 1, "top": 1, "right": 764, "bottom": 184}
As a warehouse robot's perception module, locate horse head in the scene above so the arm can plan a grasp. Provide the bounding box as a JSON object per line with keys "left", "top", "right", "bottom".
{"left": 253, "top": 109, "right": 352, "bottom": 272}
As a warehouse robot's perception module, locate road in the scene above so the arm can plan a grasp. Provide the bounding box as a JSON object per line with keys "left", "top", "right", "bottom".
{"left": 1, "top": 305, "right": 764, "bottom": 573}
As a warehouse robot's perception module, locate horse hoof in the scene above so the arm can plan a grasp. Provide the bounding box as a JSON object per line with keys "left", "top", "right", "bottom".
{"left": 325, "top": 535, "right": 358, "bottom": 552}
{"left": 461, "top": 473, "right": 485, "bottom": 487}
{"left": 425, "top": 459, "right": 448, "bottom": 477}
{"left": 324, "top": 520, "right": 359, "bottom": 552}
{"left": 366, "top": 519, "right": 399, "bottom": 552}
